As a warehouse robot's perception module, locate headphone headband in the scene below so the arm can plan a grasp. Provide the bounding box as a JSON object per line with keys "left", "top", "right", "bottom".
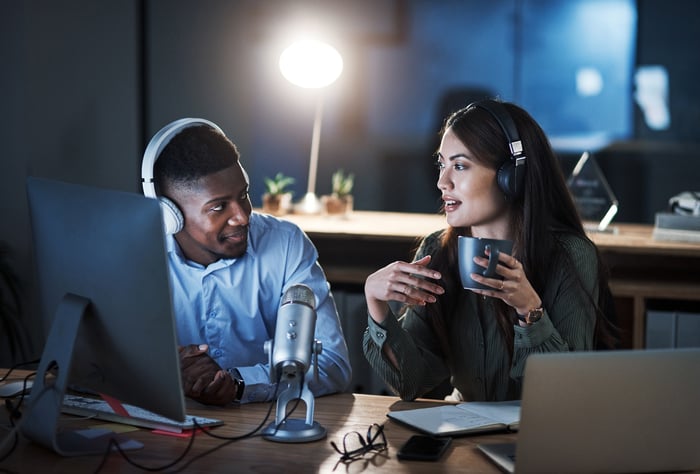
{"left": 467, "top": 100, "right": 527, "bottom": 198}
{"left": 468, "top": 100, "right": 525, "bottom": 162}
{"left": 140, "top": 118, "right": 224, "bottom": 235}
{"left": 141, "top": 118, "right": 223, "bottom": 197}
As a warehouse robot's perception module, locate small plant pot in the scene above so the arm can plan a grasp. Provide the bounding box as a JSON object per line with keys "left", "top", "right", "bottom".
{"left": 262, "top": 192, "right": 292, "bottom": 216}
{"left": 322, "top": 194, "right": 353, "bottom": 216}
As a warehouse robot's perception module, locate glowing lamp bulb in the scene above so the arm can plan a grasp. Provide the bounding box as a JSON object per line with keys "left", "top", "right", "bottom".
{"left": 279, "top": 40, "right": 343, "bottom": 89}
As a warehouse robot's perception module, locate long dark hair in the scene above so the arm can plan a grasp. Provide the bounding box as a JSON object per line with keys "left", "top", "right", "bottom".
{"left": 425, "top": 100, "right": 617, "bottom": 358}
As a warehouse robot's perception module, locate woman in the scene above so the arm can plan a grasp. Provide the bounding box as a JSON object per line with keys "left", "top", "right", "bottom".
{"left": 363, "top": 99, "right": 616, "bottom": 402}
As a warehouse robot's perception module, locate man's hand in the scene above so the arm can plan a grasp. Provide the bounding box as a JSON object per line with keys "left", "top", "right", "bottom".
{"left": 178, "top": 344, "right": 239, "bottom": 406}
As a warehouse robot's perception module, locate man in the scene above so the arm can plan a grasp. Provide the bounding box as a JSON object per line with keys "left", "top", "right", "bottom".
{"left": 142, "top": 118, "right": 351, "bottom": 405}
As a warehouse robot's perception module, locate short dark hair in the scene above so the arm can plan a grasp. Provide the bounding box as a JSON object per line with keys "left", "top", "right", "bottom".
{"left": 154, "top": 125, "right": 240, "bottom": 192}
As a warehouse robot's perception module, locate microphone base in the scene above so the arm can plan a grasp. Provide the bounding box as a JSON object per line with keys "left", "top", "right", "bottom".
{"left": 262, "top": 419, "right": 327, "bottom": 443}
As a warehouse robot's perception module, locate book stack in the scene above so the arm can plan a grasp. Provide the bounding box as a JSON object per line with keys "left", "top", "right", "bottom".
{"left": 652, "top": 212, "right": 700, "bottom": 243}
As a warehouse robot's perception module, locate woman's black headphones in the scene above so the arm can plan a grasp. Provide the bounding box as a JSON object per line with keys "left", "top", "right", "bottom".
{"left": 467, "top": 100, "right": 527, "bottom": 199}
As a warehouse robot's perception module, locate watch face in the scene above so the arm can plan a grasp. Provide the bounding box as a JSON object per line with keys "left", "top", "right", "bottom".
{"left": 527, "top": 308, "right": 543, "bottom": 324}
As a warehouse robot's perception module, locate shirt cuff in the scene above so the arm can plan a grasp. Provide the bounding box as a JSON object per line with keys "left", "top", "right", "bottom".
{"left": 366, "top": 310, "right": 401, "bottom": 348}
{"left": 513, "top": 310, "right": 555, "bottom": 347}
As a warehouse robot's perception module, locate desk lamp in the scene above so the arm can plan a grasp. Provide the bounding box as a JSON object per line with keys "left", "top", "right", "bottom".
{"left": 279, "top": 39, "right": 343, "bottom": 214}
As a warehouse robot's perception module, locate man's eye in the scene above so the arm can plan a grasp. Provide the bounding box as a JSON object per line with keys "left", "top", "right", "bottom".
{"left": 211, "top": 203, "right": 224, "bottom": 212}
{"left": 434, "top": 160, "right": 444, "bottom": 170}
{"left": 240, "top": 191, "right": 249, "bottom": 201}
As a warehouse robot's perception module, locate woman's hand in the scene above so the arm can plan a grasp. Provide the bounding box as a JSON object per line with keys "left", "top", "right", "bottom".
{"left": 364, "top": 255, "right": 444, "bottom": 324}
{"left": 470, "top": 250, "right": 542, "bottom": 317}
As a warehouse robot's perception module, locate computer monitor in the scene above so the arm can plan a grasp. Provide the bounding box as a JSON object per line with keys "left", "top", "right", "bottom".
{"left": 23, "top": 177, "right": 185, "bottom": 456}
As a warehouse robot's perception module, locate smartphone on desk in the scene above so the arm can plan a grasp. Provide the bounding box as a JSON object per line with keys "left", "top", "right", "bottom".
{"left": 397, "top": 434, "right": 452, "bottom": 461}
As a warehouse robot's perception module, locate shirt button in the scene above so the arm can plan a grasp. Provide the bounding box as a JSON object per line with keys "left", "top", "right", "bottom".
{"left": 212, "top": 349, "right": 222, "bottom": 357}
{"left": 376, "top": 332, "right": 385, "bottom": 339}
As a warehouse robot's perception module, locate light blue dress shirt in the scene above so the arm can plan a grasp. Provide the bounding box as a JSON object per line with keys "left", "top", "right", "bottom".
{"left": 166, "top": 212, "right": 351, "bottom": 403}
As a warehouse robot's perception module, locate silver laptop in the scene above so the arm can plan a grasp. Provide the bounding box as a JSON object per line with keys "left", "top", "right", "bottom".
{"left": 478, "top": 348, "right": 700, "bottom": 474}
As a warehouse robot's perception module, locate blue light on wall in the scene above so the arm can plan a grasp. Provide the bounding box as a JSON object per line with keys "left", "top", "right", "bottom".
{"left": 519, "top": 0, "right": 637, "bottom": 152}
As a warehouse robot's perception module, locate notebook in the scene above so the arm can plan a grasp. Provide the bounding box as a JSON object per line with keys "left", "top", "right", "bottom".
{"left": 478, "top": 348, "right": 700, "bottom": 474}
{"left": 387, "top": 399, "right": 520, "bottom": 436}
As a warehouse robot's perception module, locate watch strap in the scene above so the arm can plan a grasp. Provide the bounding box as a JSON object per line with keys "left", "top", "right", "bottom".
{"left": 227, "top": 368, "right": 245, "bottom": 402}
{"left": 518, "top": 307, "right": 543, "bottom": 325}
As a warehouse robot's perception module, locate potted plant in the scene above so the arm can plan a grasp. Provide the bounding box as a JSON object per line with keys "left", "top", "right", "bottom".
{"left": 262, "top": 173, "right": 295, "bottom": 216}
{"left": 322, "top": 169, "right": 354, "bottom": 216}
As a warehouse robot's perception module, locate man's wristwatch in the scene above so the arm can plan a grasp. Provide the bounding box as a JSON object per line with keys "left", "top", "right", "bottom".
{"left": 228, "top": 368, "right": 245, "bottom": 402}
{"left": 518, "top": 307, "right": 544, "bottom": 325}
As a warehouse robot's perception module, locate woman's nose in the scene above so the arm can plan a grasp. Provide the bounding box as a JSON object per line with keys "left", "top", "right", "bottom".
{"left": 437, "top": 171, "right": 451, "bottom": 191}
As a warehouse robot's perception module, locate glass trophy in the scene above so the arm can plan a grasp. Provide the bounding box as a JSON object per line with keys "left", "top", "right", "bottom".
{"left": 566, "top": 151, "right": 618, "bottom": 233}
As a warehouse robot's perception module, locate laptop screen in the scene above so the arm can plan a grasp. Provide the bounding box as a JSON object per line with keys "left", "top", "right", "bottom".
{"left": 480, "top": 348, "right": 700, "bottom": 474}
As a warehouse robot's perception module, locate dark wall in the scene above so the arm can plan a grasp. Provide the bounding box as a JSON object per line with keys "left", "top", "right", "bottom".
{"left": 145, "top": 0, "right": 641, "bottom": 216}
{"left": 607, "top": 0, "right": 700, "bottom": 223}
{"left": 558, "top": 0, "right": 700, "bottom": 224}
{"left": 635, "top": 0, "right": 700, "bottom": 143}
{"left": 1, "top": 1, "right": 141, "bottom": 363}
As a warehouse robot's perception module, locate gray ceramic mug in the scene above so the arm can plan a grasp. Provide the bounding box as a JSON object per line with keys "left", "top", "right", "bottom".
{"left": 458, "top": 236, "right": 513, "bottom": 290}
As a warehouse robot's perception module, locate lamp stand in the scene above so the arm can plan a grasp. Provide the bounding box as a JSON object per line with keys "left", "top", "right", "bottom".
{"left": 294, "top": 95, "right": 324, "bottom": 214}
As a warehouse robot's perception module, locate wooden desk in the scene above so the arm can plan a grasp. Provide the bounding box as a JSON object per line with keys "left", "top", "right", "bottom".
{"left": 1, "top": 383, "right": 512, "bottom": 473}
{"left": 280, "top": 211, "right": 700, "bottom": 349}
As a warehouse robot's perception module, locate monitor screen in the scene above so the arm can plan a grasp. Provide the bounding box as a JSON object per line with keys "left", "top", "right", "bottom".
{"left": 23, "top": 177, "right": 185, "bottom": 455}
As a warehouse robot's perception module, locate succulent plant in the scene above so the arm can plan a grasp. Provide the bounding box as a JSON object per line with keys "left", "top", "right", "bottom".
{"left": 331, "top": 169, "right": 354, "bottom": 197}
{"left": 264, "top": 173, "right": 295, "bottom": 196}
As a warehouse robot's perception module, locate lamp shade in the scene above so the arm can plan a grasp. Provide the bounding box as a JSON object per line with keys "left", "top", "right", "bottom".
{"left": 279, "top": 40, "right": 343, "bottom": 89}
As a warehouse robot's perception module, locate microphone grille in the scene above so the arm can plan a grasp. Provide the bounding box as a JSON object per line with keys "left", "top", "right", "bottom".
{"left": 281, "top": 284, "right": 315, "bottom": 309}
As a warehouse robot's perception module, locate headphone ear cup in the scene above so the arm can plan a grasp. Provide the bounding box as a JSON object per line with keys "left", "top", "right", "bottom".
{"left": 497, "top": 160, "right": 525, "bottom": 199}
{"left": 159, "top": 197, "right": 184, "bottom": 235}
{"left": 141, "top": 118, "right": 224, "bottom": 234}
{"left": 497, "top": 161, "right": 516, "bottom": 198}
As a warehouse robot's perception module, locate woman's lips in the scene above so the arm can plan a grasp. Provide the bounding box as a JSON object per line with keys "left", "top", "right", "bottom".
{"left": 443, "top": 198, "right": 461, "bottom": 212}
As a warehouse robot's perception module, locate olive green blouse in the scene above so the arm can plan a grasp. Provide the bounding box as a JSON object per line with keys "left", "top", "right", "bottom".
{"left": 363, "top": 230, "right": 599, "bottom": 402}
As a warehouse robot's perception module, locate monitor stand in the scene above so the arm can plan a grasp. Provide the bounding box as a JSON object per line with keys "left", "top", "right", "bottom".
{"left": 21, "top": 293, "right": 143, "bottom": 456}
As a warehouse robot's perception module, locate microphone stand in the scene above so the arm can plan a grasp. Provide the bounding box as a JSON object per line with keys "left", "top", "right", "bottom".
{"left": 263, "top": 340, "right": 326, "bottom": 443}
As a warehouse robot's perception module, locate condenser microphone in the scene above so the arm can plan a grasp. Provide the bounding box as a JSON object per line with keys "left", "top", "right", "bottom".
{"left": 263, "top": 283, "right": 326, "bottom": 443}
{"left": 272, "top": 284, "right": 317, "bottom": 380}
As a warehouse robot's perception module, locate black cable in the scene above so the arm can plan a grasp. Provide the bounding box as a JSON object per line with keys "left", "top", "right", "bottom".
{"left": 5, "top": 371, "right": 37, "bottom": 417}
{"left": 0, "top": 373, "right": 46, "bottom": 464}
{"left": 168, "top": 371, "right": 302, "bottom": 473}
{"left": 0, "top": 359, "right": 40, "bottom": 383}
{"left": 1, "top": 371, "right": 37, "bottom": 428}
{"left": 0, "top": 425, "right": 18, "bottom": 464}
{"left": 92, "top": 369, "right": 303, "bottom": 473}
{"left": 92, "top": 427, "right": 198, "bottom": 474}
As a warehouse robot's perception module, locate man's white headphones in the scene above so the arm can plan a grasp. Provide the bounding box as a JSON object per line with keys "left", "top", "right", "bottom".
{"left": 141, "top": 118, "right": 224, "bottom": 234}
